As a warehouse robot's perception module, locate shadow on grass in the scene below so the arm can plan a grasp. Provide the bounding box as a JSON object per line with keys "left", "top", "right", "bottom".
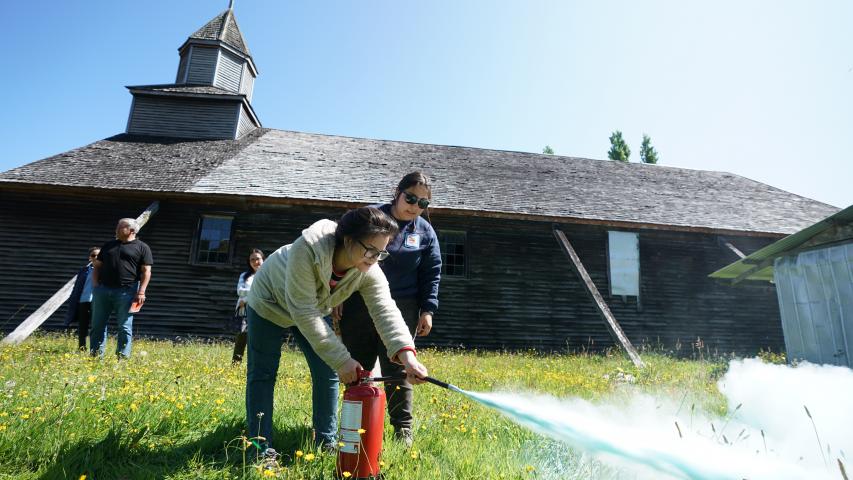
{"left": 35, "top": 421, "right": 316, "bottom": 480}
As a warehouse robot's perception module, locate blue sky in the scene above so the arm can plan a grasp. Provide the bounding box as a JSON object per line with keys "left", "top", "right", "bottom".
{"left": 4, "top": 0, "right": 851, "bottom": 208}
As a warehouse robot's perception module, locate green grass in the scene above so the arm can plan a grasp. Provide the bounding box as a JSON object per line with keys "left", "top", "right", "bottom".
{"left": 0, "top": 333, "right": 729, "bottom": 479}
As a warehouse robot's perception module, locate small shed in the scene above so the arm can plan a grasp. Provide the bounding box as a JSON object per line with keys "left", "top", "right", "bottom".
{"left": 710, "top": 205, "right": 853, "bottom": 367}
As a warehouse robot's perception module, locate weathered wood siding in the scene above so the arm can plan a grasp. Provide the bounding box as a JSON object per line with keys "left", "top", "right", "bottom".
{"left": 185, "top": 46, "right": 218, "bottom": 85}
{"left": 127, "top": 96, "right": 239, "bottom": 139}
{"left": 214, "top": 50, "right": 243, "bottom": 92}
{"left": 176, "top": 53, "right": 189, "bottom": 84}
{"left": 236, "top": 108, "right": 256, "bottom": 138}
{"left": 239, "top": 64, "right": 255, "bottom": 101}
{"left": 0, "top": 190, "right": 783, "bottom": 355}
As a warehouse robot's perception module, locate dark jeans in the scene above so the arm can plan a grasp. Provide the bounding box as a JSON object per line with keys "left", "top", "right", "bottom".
{"left": 76, "top": 302, "right": 92, "bottom": 350}
{"left": 340, "top": 293, "right": 419, "bottom": 430}
{"left": 245, "top": 306, "right": 340, "bottom": 450}
{"left": 233, "top": 331, "right": 247, "bottom": 363}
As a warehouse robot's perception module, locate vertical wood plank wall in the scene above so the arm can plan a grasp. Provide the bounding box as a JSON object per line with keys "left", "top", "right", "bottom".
{"left": 128, "top": 97, "right": 239, "bottom": 139}
{"left": 0, "top": 191, "right": 782, "bottom": 355}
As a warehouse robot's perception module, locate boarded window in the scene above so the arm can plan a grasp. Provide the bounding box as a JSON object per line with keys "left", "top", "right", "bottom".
{"left": 439, "top": 231, "right": 467, "bottom": 277}
{"left": 608, "top": 231, "right": 639, "bottom": 296}
{"left": 194, "top": 215, "right": 233, "bottom": 264}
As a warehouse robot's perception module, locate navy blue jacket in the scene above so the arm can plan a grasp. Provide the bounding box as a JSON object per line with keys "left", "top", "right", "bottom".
{"left": 63, "top": 264, "right": 91, "bottom": 326}
{"left": 376, "top": 203, "right": 441, "bottom": 314}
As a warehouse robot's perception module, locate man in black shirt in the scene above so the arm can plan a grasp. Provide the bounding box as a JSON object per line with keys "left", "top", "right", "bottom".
{"left": 90, "top": 217, "right": 153, "bottom": 358}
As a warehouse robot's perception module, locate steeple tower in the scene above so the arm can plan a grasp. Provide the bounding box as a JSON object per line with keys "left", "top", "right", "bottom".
{"left": 124, "top": 5, "right": 261, "bottom": 140}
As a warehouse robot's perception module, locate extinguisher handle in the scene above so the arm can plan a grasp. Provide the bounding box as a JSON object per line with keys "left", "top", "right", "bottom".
{"left": 369, "top": 373, "right": 407, "bottom": 383}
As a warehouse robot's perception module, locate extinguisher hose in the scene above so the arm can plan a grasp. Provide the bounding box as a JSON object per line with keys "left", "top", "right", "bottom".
{"left": 364, "top": 373, "right": 463, "bottom": 393}
{"left": 424, "top": 376, "right": 463, "bottom": 393}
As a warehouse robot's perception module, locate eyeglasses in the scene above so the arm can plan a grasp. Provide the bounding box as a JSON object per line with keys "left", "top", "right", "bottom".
{"left": 402, "top": 191, "right": 430, "bottom": 209}
{"left": 357, "top": 239, "right": 390, "bottom": 261}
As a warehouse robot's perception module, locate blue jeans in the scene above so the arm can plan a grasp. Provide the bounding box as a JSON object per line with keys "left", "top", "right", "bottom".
{"left": 89, "top": 285, "right": 136, "bottom": 358}
{"left": 246, "top": 306, "right": 340, "bottom": 450}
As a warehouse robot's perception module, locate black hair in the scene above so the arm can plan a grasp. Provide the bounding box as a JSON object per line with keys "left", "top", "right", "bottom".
{"left": 395, "top": 171, "right": 432, "bottom": 199}
{"left": 394, "top": 171, "right": 434, "bottom": 224}
{"left": 335, "top": 207, "right": 399, "bottom": 247}
{"left": 243, "top": 248, "right": 264, "bottom": 280}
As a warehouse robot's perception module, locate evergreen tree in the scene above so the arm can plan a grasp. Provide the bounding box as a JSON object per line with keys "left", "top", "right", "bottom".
{"left": 542, "top": 145, "right": 555, "bottom": 155}
{"left": 607, "top": 131, "right": 630, "bottom": 162}
{"left": 640, "top": 134, "right": 659, "bottom": 164}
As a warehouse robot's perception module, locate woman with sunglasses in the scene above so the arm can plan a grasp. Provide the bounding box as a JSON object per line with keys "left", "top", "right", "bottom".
{"left": 244, "top": 206, "right": 429, "bottom": 459}
{"left": 337, "top": 171, "right": 442, "bottom": 447}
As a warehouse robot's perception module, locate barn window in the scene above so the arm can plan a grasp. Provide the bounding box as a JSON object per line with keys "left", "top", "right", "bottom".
{"left": 608, "top": 231, "right": 639, "bottom": 296}
{"left": 438, "top": 231, "right": 467, "bottom": 277}
{"left": 193, "top": 215, "right": 233, "bottom": 264}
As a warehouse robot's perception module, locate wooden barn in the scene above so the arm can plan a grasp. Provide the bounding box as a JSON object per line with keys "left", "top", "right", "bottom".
{"left": 0, "top": 7, "right": 839, "bottom": 355}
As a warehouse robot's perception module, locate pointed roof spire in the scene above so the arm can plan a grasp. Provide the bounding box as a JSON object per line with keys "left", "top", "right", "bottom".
{"left": 189, "top": 8, "right": 250, "bottom": 56}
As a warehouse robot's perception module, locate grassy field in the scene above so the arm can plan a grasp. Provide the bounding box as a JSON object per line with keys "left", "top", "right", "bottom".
{"left": 0, "top": 333, "right": 731, "bottom": 479}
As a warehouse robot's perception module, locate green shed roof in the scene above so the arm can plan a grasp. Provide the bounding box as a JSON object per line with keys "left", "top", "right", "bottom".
{"left": 709, "top": 204, "right": 853, "bottom": 283}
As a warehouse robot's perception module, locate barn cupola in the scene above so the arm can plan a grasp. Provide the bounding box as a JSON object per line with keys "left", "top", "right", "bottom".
{"left": 125, "top": 3, "right": 261, "bottom": 140}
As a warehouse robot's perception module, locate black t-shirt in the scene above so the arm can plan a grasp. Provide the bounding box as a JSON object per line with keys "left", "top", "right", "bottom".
{"left": 96, "top": 239, "right": 154, "bottom": 288}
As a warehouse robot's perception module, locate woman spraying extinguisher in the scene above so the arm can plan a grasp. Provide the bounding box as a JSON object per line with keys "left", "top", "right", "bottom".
{"left": 245, "top": 207, "right": 429, "bottom": 459}
{"left": 336, "top": 171, "right": 441, "bottom": 447}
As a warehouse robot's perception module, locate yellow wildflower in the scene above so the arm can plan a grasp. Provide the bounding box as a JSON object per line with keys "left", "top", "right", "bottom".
{"left": 295, "top": 450, "right": 303, "bottom": 457}
{"left": 262, "top": 469, "right": 276, "bottom": 477}
{"left": 304, "top": 453, "right": 315, "bottom": 461}
{"left": 342, "top": 472, "right": 352, "bottom": 478}
{"left": 87, "top": 376, "right": 96, "bottom": 383}
{"left": 338, "top": 442, "right": 345, "bottom": 447}
{"left": 79, "top": 475, "right": 87, "bottom": 480}
{"left": 357, "top": 428, "right": 366, "bottom": 434}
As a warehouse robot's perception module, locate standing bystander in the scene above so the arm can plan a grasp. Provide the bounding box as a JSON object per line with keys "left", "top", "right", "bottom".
{"left": 63, "top": 247, "right": 101, "bottom": 350}
{"left": 90, "top": 218, "right": 153, "bottom": 358}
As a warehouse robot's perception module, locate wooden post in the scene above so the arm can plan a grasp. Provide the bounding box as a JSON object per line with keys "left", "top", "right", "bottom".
{"left": 1, "top": 201, "right": 160, "bottom": 345}
{"left": 553, "top": 228, "right": 645, "bottom": 368}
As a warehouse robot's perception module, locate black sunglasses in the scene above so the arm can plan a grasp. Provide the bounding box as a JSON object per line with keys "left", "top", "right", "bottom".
{"left": 403, "top": 191, "right": 430, "bottom": 209}
{"left": 357, "top": 239, "right": 390, "bottom": 261}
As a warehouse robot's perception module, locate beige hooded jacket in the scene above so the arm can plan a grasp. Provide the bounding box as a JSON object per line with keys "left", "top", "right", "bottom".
{"left": 247, "top": 219, "right": 415, "bottom": 371}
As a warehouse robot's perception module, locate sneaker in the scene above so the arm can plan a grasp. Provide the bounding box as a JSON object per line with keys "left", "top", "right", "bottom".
{"left": 393, "top": 427, "right": 414, "bottom": 448}
{"left": 259, "top": 447, "right": 279, "bottom": 466}
{"left": 319, "top": 441, "right": 338, "bottom": 454}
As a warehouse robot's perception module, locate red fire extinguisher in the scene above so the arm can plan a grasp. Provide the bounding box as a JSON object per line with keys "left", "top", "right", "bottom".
{"left": 337, "top": 369, "right": 386, "bottom": 479}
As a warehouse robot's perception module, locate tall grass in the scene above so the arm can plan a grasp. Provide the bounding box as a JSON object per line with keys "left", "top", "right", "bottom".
{"left": 0, "top": 333, "right": 726, "bottom": 479}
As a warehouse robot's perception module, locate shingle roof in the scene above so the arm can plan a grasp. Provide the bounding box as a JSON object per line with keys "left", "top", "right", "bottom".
{"left": 128, "top": 84, "right": 243, "bottom": 97}
{"left": 189, "top": 9, "right": 249, "bottom": 56}
{"left": 0, "top": 129, "right": 838, "bottom": 234}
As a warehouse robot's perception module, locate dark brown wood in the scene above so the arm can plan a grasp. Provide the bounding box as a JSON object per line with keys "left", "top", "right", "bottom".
{"left": 718, "top": 236, "right": 747, "bottom": 259}
{"left": 0, "top": 183, "right": 789, "bottom": 239}
{"left": 0, "top": 190, "right": 784, "bottom": 355}
{"left": 553, "top": 229, "right": 645, "bottom": 368}
{"left": 1, "top": 201, "right": 160, "bottom": 344}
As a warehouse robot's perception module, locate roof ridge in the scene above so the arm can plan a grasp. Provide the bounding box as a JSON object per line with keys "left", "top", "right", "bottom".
{"left": 218, "top": 9, "right": 231, "bottom": 42}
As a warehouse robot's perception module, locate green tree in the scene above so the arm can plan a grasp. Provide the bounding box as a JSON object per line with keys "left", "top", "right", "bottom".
{"left": 640, "top": 134, "right": 659, "bottom": 164}
{"left": 607, "top": 130, "right": 630, "bottom": 162}
{"left": 542, "top": 145, "right": 555, "bottom": 155}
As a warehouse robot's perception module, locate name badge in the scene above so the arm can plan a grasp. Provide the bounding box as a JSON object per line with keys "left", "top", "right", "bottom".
{"left": 404, "top": 233, "right": 421, "bottom": 249}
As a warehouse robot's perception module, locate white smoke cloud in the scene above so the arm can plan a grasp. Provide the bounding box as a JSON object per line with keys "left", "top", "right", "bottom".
{"left": 468, "top": 359, "right": 853, "bottom": 479}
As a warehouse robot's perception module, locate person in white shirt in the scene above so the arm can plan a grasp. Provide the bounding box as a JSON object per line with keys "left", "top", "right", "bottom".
{"left": 232, "top": 248, "right": 264, "bottom": 363}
